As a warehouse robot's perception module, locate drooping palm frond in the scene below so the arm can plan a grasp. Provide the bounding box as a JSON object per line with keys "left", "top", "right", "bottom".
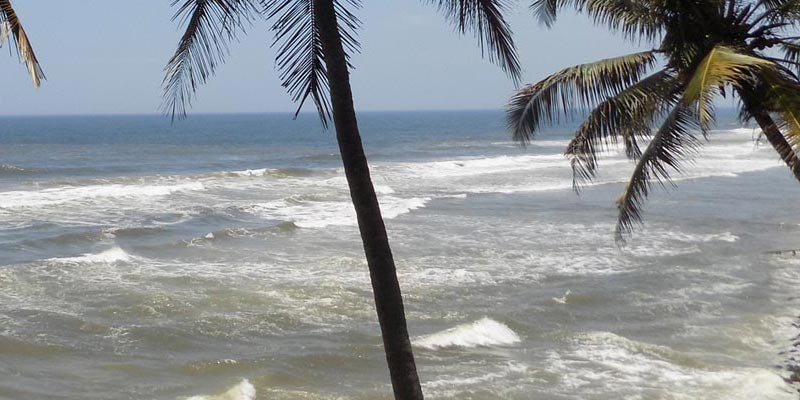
{"left": 523, "top": 0, "right": 800, "bottom": 241}
{"left": 530, "top": 0, "right": 664, "bottom": 40}
{"left": 615, "top": 103, "right": 701, "bottom": 242}
{"left": 264, "top": 0, "right": 361, "bottom": 128}
{"left": 566, "top": 69, "right": 679, "bottom": 189}
{"left": 507, "top": 50, "right": 657, "bottom": 142}
{"left": 162, "top": 0, "right": 258, "bottom": 119}
{"left": 778, "top": 108, "right": 800, "bottom": 149}
{"left": 580, "top": 0, "right": 664, "bottom": 41}
{"left": 0, "top": 0, "right": 44, "bottom": 87}
{"left": 530, "top": 0, "right": 558, "bottom": 26}
{"left": 683, "top": 45, "right": 773, "bottom": 131}
{"left": 763, "top": 74, "right": 800, "bottom": 149}
{"left": 429, "top": 0, "right": 521, "bottom": 81}
{"left": 778, "top": 40, "right": 800, "bottom": 74}
{"left": 757, "top": 0, "right": 800, "bottom": 24}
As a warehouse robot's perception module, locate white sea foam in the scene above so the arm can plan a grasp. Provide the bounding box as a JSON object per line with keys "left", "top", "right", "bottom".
{"left": 367, "top": 131, "right": 782, "bottom": 197}
{"left": 228, "top": 167, "right": 317, "bottom": 178}
{"left": 187, "top": 379, "right": 256, "bottom": 400}
{"left": 248, "top": 195, "right": 430, "bottom": 228}
{"left": 723, "top": 127, "right": 760, "bottom": 136}
{"left": 546, "top": 331, "right": 794, "bottom": 399}
{"left": 552, "top": 290, "right": 571, "bottom": 304}
{"left": 383, "top": 154, "right": 568, "bottom": 180}
{"left": 49, "top": 247, "right": 134, "bottom": 264}
{"left": 414, "top": 318, "right": 521, "bottom": 350}
{"left": 0, "top": 164, "right": 25, "bottom": 172}
{"left": 373, "top": 184, "right": 395, "bottom": 194}
{"left": 0, "top": 182, "right": 204, "bottom": 209}
{"left": 422, "top": 361, "right": 530, "bottom": 397}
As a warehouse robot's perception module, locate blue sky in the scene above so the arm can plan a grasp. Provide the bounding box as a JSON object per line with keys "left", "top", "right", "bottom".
{"left": 0, "top": 1, "right": 651, "bottom": 116}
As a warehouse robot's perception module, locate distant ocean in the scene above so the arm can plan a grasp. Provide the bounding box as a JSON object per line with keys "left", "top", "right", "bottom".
{"left": 0, "top": 111, "right": 799, "bottom": 399}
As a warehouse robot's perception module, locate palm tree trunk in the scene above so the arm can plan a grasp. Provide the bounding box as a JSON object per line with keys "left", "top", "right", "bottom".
{"left": 739, "top": 93, "right": 800, "bottom": 183}
{"left": 312, "top": 1, "right": 424, "bottom": 399}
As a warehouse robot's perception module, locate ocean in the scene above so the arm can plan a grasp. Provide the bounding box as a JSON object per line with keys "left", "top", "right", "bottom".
{"left": 0, "top": 111, "right": 798, "bottom": 399}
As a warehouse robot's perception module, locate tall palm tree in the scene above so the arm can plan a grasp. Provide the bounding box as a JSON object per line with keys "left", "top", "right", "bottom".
{"left": 0, "top": 0, "right": 44, "bottom": 87}
{"left": 508, "top": 0, "right": 800, "bottom": 241}
{"left": 161, "top": 1, "right": 521, "bottom": 398}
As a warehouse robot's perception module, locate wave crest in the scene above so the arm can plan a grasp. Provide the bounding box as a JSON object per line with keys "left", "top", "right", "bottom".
{"left": 48, "top": 247, "right": 134, "bottom": 264}
{"left": 187, "top": 379, "right": 255, "bottom": 400}
{"left": 0, "top": 164, "right": 29, "bottom": 175}
{"left": 414, "top": 318, "right": 521, "bottom": 350}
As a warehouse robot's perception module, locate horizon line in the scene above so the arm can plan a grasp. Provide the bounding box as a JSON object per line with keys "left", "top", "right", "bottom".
{"left": 0, "top": 106, "right": 745, "bottom": 119}
{"left": 0, "top": 108, "right": 510, "bottom": 119}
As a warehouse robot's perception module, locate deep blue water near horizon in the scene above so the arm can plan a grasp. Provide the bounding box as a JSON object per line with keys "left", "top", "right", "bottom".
{"left": 0, "top": 110, "right": 799, "bottom": 400}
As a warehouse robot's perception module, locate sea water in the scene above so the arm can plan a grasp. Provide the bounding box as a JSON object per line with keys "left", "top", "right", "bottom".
{"left": 0, "top": 111, "right": 798, "bottom": 399}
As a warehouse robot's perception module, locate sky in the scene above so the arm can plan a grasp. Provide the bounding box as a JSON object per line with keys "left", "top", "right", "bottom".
{"left": 0, "top": 1, "right": 651, "bottom": 116}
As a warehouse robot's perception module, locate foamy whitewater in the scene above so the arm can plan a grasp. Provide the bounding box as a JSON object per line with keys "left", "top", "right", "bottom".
{"left": 0, "top": 112, "right": 798, "bottom": 399}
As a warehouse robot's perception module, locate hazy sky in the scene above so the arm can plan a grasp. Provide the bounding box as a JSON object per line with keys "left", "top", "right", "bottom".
{"left": 0, "top": 1, "right": 649, "bottom": 116}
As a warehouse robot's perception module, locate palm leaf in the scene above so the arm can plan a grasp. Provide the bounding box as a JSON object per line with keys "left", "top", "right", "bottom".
{"left": 779, "top": 108, "right": 800, "bottom": 149}
{"left": 757, "top": 0, "right": 800, "bottom": 24}
{"left": 507, "top": 50, "right": 657, "bottom": 142}
{"left": 764, "top": 74, "right": 800, "bottom": 150}
{"left": 778, "top": 40, "right": 800, "bottom": 75}
{"left": 530, "top": 0, "right": 663, "bottom": 39}
{"left": 0, "top": 0, "right": 44, "bottom": 87}
{"left": 529, "top": 0, "right": 558, "bottom": 27}
{"left": 566, "top": 69, "right": 679, "bottom": 189}
{"left": 683, "top": 45, "right": 773, "bottom": 132}
{"left": 162, "top": 0, "right": 258, "bottom": 119}
{"left": 615, "top": 102, "right": 701, "bottom": 242}
{"left": 582, "top": 0, "right": 663, "bottom": 40}
{"left": 264, "top": 0, "right": 361, "bottom": 128}
{"left": 429, "top": 0, "right": 521, "bottom": 81}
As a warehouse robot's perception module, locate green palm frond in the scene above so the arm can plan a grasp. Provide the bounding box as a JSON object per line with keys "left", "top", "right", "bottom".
{"left": 779, "top": 109, "right": 800, "bottom": 149}
{"left": 162, "top": 0, "right": 258, "bottom": 119}
{"left": 530, "top": 0, "right": 663, "bottom": 39}
{"left": 566, "top": 69, "right": 679, "bottom": 189}
{"left": 683, "top": 45, "right": 773, "bottom": 131}
{"left": 0, "top": 0, "right": 44, "bottom": 87}
{"left": 507, "top": 50, "right": 657, "bottom": 142}
{"left": 764, "top": 75, "right": 800, "bottom": 149}
{"left": 429, "top": 0, "right": 521, "bottom": 81}
{"left": 265, "top": 0, "right": 361, "bottom": 128}
{"left": 615, "top": 103, "right": 701, "bottom": 242}
{"left": 524, "top": 0, "right": 800, "bottom": 242}
{"left": 581, "top": 0, "right": 663, "bottom": 40}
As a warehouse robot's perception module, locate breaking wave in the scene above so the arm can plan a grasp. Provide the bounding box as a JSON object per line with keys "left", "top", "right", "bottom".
{"left": 187, "top": 379, "right": 256, "bottom": 400}
{"left": 0, "top": 182, "right": 205, "bottom": 208}
{"left": 414, "top": 318, "right": 521, "bottom": 350}
{"left": 47, "top": 247, "right": 134, "bottom": 264}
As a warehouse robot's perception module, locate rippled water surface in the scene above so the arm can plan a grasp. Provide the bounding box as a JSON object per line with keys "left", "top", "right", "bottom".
{"left": 0, "top": 111, "right": 798, "bottom": 399}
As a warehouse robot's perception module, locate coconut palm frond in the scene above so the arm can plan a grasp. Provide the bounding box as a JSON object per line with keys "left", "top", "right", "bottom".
{"left": 507, "top": 50, "right": 657, "bottom": 143}
{"left": 566, "top": 69, "right": 679, "bottom": 189}
{"left": 764, "top": 75, "right": 800, "bottom": 149}
{"left": 581, "top": 0, "right": 663, "bottom": 40}
{"left": 778, "top": 108, "right": 800, "bottom": 149}
{"left": 615, "top": 103, "right": 701, "bottom": 242}
{"left": 757, "top": 0, "right": 800, "bottom": 23}
{"left": 430, "top": 0, "right": 521, "bottom": 81}
{"left": 265, "top": 0, "right": 362, "bottom": 128}
{"left": 162, "top": 0, "right": 259, "bottom": 120}
{"left": 0, "top": 0, "right": 44, "bottom": 87}
{"left": 778, "top": 40, "right": 800, "bottom": 74}
{"left": 531, "top": 0, "right": 663, "bottom": 39}
{"left": 683, "top": 45, "right": 773, "bottom": 132}
{"left": 529, "top": 0, "right": 558, "bottom": 26}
